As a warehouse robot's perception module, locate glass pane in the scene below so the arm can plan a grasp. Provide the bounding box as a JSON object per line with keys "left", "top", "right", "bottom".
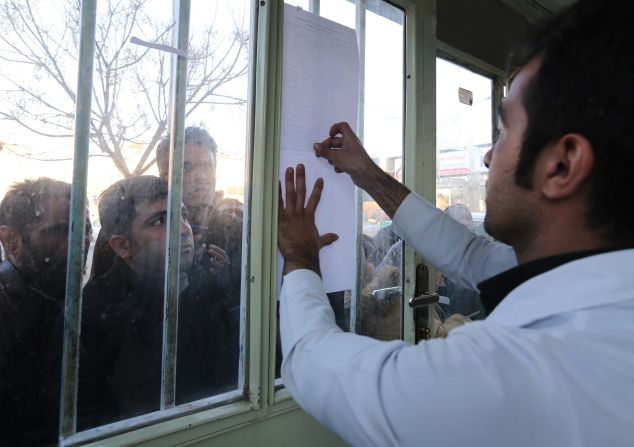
{"left": 435, "top": 57, "right": 493, "bottom": 321}
{"left": 70, "top": 0, "right": 250, "bottom": 432}
{"left": 275, "top": 3, "right": 404, "bottom": 386}
{"left": 276, "top": 1, "right": 367, "bottom": 384}
{"left": 319, "top": 0, "right": 356, "bottom": 28}
{"left": 275, "top": 3, "right": 404, "bottom": 373}
{"left": 284, "top": 0, "right": 309, "bottom": 9}
{"left": 356, "top": 1, "right": 405, "bottom": 341}
{"left": 0, "top": 1, "right": 80, "bottom": 444}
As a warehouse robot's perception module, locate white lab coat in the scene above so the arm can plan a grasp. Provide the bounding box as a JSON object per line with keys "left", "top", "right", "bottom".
{"left": 280, "top": 192, "right": 634, "bottom": 447}
{"left": 389, "top": 192, "right": 517, "bottom": 290}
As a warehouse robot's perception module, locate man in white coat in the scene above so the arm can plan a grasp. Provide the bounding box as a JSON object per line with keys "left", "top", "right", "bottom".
{"left": 277, "top": 1, "right": 634, "bottom": 446}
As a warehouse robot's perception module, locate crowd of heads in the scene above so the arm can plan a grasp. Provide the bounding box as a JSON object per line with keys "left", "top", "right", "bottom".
{"left": 0, "top": 126, "right": 244, "bottom": 437}
{"left": 360, "top": 202, "right": 484, "bottom": 338}
{"left": 0, "top": 126, "right": 242, "bottom": 296}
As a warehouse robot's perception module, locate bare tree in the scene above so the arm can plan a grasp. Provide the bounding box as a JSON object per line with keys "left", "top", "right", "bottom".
{"left": 0, "top": 0, "right": 248, "bottom": 177}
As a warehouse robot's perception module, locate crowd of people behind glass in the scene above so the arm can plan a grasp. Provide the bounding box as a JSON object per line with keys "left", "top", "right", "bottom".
{"left": 0, "top": 127, "right": 243, "bottom": 446}
{"left": 0, "top": 125, "right": 487, "bottom": 445}
{"left": 358, "top": 203, "right": 487, "bottom": 340}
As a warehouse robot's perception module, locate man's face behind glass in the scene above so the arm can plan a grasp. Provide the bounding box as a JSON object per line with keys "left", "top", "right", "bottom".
{"left": 124, "top": 199, "right": 195, "bottom": 276}
{"left": 182, "top": 144, "right": 217, "bottom": 208}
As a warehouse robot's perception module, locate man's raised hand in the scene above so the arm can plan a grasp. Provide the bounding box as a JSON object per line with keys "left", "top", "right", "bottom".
{"left": 278, "top": 164, "right": 338, "bottom": 276}
{"left": 313, "top": 122, "right": 378, "bottom": 187}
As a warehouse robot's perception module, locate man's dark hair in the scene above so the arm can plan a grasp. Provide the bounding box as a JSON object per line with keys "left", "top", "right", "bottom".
{"left": 509, "top": 0, "right": 634, "bottom": 244}
{"left": 98, "top": 176, "right": 168, "bottom": 238}
{"left": 0, "top": 177, "right": 71, "bottom": 238}
{"left": 156, "top": 126, "right": 218, "bottom": 174}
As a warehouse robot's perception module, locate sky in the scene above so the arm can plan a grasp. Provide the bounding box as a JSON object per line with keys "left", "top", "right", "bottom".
{"left": 0, "top": 0, "right": 493, "bottom": 220}
{"left": 0, "top": 0, "right": 250, "bottom": 211}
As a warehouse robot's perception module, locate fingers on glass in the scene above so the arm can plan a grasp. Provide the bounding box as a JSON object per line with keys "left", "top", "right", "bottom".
{"left": 295, "top": 164, "right": 306, "bottom": 210}
{"left": 278, "top": 181, "right": 284, "bottom": 218}
{"left": 306, "top": 177, "right": 323, "bottom": 214}
{"left": 285, "top": 167, "right": 296, "bottom": 215}
{"left": 283, "top": 164, "right": 322, "bottom": 214}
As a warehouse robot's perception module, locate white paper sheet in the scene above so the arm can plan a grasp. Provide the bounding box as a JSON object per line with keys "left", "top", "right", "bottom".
{"left": 279, "top": 5, "right": 359, "bottom": 293}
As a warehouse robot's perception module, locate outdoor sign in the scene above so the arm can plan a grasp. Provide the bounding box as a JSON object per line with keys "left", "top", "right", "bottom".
{"left": 439, "top": 150, "right": 470, "bottom": 176}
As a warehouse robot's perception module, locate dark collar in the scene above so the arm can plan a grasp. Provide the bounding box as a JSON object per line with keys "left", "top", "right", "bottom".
{"left": 100, "top": 258, "right": 193, "bottom": 298}
{"left": 478, "top": 248, "right": 620, "bottom": 314}
{"left": 0, "top": 260, "right": 60, "bottom": 304}
{"left": 0, "top": 259, "right": 27, "bottom": 299}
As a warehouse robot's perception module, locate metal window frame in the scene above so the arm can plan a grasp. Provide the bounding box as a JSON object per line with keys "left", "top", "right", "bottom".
{"left": 274, "top": 0, "right": 418, "bottom": 402}
{"left": 57, "top": 0, "right": 438, "bottom": 444}
{"left": 59, "top": 0, "right": 97, "bottom": 439}
{"left": 273, "top": 0, "right": 411, "bottom": 403}
{"left": 425, "top": 41, "right": 504, "bottom": 339}
{"left": 60, "top": 0, "right": 264, "bottom": 445}
{"left": 160, "top": 0, "right": 191, "bottom": 411}
{"left": 400, "top": 0, "right": 436, "bottom": 344}
{"left": 351, "top": 0, "right": 367, "bottom": 336}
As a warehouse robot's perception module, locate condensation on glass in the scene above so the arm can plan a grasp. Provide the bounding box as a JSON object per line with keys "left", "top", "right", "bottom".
{"left": 435, "top": 57, "right": 493, "bottom": 321}
{"left": 0, "top": 0, "right": 251, "bottom": 444}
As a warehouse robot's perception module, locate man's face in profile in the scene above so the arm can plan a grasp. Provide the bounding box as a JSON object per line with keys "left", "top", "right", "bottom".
{"left": 182, "top": 143, "right": 217, "bottom": 208}
{"left": 124, "top": 198, "right": 195, "bottom": 276}
{"left": 483, "top": 58, "right": 542, "bottom": 246}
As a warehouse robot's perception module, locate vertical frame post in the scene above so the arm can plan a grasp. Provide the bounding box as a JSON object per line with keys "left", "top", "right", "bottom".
{"left": 254, "top": 0, "right": 282, "bottom": 407}
{"left": 402, "top": 0, "right": 436, "bottom": 343}
{"left": 350, "top": 0, "right": 366, "bottom": 334}
{"left": 309, "top": 0, "right": 320, "bottom": 14}
{"left": 59, "top": 0, "right": 97, "bottom": 439}
{"left": 161, "top": 0, "right": 191, "bottom": 410}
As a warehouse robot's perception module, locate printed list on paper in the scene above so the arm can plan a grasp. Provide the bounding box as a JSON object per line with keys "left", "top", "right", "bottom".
{"left": 279, "top": 4, "right": 360, "bottom": 293}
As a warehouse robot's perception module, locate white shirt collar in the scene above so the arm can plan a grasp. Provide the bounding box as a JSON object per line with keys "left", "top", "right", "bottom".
{"left": 486, "top": 249, "right": 634, "bottom": 327}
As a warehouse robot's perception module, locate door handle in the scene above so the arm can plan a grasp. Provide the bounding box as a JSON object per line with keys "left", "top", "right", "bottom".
{"left": 410, "top": 264, "right": 438, "bottom": 342}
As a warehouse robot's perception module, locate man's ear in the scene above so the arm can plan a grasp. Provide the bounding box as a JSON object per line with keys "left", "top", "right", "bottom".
{"left": 109, "top": 235, "right": 132, "bottom": 260}
{"left": 0, "top": 225, "right": 23, "bottom": 258}
{"left": 539, "top": 133, "right": 594, "bottom": 200}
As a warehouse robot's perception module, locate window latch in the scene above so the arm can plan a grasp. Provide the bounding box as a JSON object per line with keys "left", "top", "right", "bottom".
{"left": 408, "top": 264, "right": 439, "bottom": 343}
